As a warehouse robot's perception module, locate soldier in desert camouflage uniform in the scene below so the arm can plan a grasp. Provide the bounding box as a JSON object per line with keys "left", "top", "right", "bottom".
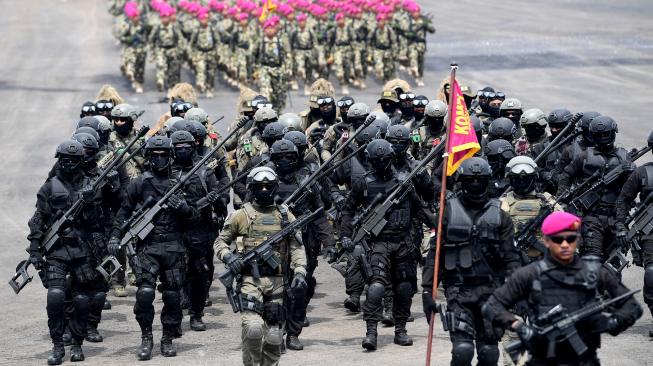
{"left": 370, "top": 14, "right": 396, "bottom": 82}
{"left": 149, "top": 7, "right": 185, "bottom": 92}
{"left": 291, "top": 14, "right": 316, "bottom": 96}
{"left": 115, "top": 2, "right": 147, "bottom": 93}
{"left": 256, "top": 17, "right": 289, "bottom": 112}
{"left": 189, "top": 11, "right": 219, "bottom": 97}
{"left": 331, "top": 13, "right": 354, "bottom": 95}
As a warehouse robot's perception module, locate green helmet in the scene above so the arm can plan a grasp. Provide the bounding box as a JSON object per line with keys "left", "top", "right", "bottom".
{"left": 184, "top": 107, "right": 209, "bottom": 125}
{"left": 520, "top": 108, "right": 547, "bottom": 127}
{"left": 500, "top": 98, "right": 522, "bottom": 112}
{"left": 425, "top": 100, "right": 447, "bottom": 118}
{"left": 278, "top": 113, "right": 302, "bottom": 132}
{"left": 111, "top": 103, "right": 136, "bottom": 121}
{"left": 254, "top": 107, "right": 278, "bottom": 123}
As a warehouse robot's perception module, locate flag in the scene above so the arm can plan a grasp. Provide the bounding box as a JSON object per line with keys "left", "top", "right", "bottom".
{"left": 445, "top": 80, "right": 480, "bottom": 176}
{"left": 259, "top": 0, "right": 277, "bottom": 22}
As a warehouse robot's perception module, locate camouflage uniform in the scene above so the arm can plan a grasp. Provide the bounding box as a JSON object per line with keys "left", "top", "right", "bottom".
{"left": 107, "top": 129, "right": 146, "bottom": 179}
{"left": 331, "top": 23, "right": 354, "bottom": 89}
{"left": 190, "top": 24, "right": 219, "bottom": 94}
{"left": 114, "top": 16, "right": 148, "bottom": 85}
{"left": 149, "top": 22, "right": 185, "bottom": 90}
{"left": 370, "top": 25, "right": 396, "bottom": 82}
{"left": 407, "top": 15, "right": 435, "bottom": 80}
{"left": 256, "top": 35, "right": 288, "bottom": 111}
{"left": 107, "top": 0, "right": 126, "bottom": 16}
{"left": 217, "top": 17, "right": 235, "bottom": 75}
{"left": 214, "top": 203, "right": 306, "bottom": 366}
{"left": 236, "top": 129, "right": 268, "bottom": 171}
{"left": 291, "top": 26, "right": 317, "bottom": 86}
{"left": 309, "top": 18, "right": 331, "bottom": 79}
{"left": 232, "top": 24, "right": 256, "bottom": 84}
{"left": 392, "top": 10, "right": 411, "bottom": 65}
{"left": 352, "top": 18, "right": 370, "bottom": 85}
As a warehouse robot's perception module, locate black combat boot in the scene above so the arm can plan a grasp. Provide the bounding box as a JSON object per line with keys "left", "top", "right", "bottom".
{"left": 85, "top": 324, "right": 103, "bottom": 342}
{"left": 160, "top": 332, "right": 177, "bottom": 357}
{"left": 103, "top": 298, "right": 112, "bottom": 310}
{"left": 190, "top": 316, "right": 206, "bottom": 331}
{"left": 362, "top": 321, "right": 378, "bottom": 351}
{"left": 344, "top": 295, "right": 361, "bottom": 313}
{"left": 70, "top": 340, "right": 85, "bottom": 362}
{"left": 394, "top": 321, "right": 413, "bottom": 346}
{"left": 286, "top": 335, "right": 304, "bottom": 351}
{"left": 47, "top": 343, "right": 65, "bottom": 365}
{"left": 137, "top": 328, "right": 154, "bottom": 361}
{"left": 302, "top": 317, "right": 310, "bottom": 327}
{"left": 381, "top": 298, "right": 394, "bottom": 326}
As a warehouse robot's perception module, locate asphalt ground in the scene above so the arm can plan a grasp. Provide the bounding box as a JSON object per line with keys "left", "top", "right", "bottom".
{"left": 0, "top": 0, "right": 652, "bottom": 365}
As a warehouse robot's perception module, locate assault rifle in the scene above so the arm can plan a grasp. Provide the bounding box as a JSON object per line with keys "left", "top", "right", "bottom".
{"left": 624, "top": 193, "right": 653, "bottom": 267}
{"left": 9, "top": 126, "right": 150, "bottom": 293}
{"left": 504, "top": 289, "right": 639, "bottom": 364}
{"left": 533, "top": 112, "right": 583, "bottom": 165}
{"left": 218, "top": 207, "right": 324, "bottom": 313}
{"left": 513, "top": 203, "right": 553, "bottom": 255}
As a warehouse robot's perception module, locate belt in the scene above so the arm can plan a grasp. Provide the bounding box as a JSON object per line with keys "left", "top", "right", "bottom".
{"left": 149, "top": 232, "right": 179, "bottom": 243}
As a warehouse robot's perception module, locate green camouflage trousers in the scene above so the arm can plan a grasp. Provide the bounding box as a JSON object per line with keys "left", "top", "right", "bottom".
{"left": 294, "top": 49, "right": 314, "bottom": 82}
{"left": 373, "top": 49, "right": 395, "bottom": 82}
{"left": 352, "top": 42, "right": 368, "bottom": 79}
{"left": 333, "top": 46, "right": 353, "bottom": 85}
{"left": 235, "top": 48, "right": 251, "bottom": 83}
{"left": 259, "top": 65, "right": 288, "bottom": 112}
{"left": 191, "top": 50, "right": 217, "bottom": 93}
{"left": 155, "top": 48, "right": 182, "bottom": 89}
{"left": 315, "top": 44, "right": 327, "bottom": 78}
{"left": 409, "top": 42, "right": 427, "bottom": 77}
{"left": 121, "top": 45, "right": 146, "bottom": 83}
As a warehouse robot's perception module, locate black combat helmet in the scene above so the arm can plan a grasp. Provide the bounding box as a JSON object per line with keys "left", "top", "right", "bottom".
{"left": 385, "top": 124, "right": 411, "bottom": 159}
{"left": 284, "top": 131, "right": 308, "bottom": 158}
{"left": 488, "top": 117, "right": 517, "bottom": 143}
{"left": 145, "top": 136, "right": 173, "bottom": 173}
{"left": 170, "top": 130, "right": 196, "bottom": 165}
{"left": 262, "top": 122, "right": 286, "bottom": 147}
{"left": 457, "top": 157, "right": 492, "bottom": 205}
{"left": 73, "top": 132, "right": 99, "bottom": 163}
{"left": 270, "top": 139, "right": 299, "bottom": 174}
{"left": 55, "top": 140, "right": 85, "bottom": 174}
{"left": 366, "top": 139, "right": 394, "bottom": 174}
{"left": 589, "top": 116, "right": 618, "bottom": 151}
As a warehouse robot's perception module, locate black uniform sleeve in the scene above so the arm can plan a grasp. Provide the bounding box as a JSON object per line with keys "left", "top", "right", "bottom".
{"left": 598, "top": 266, "right": 643, "bottom": 331}
{"left": 499, "top": 209, "right": 521, "bottom": 274}
{"left": 557, "top": 152, "right": 581, "bottom": 195}
{"left": 26, "top": 182, "right": 53, "bottom": 246}
{"left": 233, "top": 156, "right": 259, "bottom": 201}
{"left": 111, "top": 179, "right": 140, "bottom": 238}
{"left": 615, "top": 167, "right": 644, "bottom": 223}
{"left": 339, "top": 177, "right": 365, "bottom": 239}
{"left": 212, "top": 159, "right": 231, "bottom": 205}
{"left": 485, "top": 264, "right": 539, "bottom": 328}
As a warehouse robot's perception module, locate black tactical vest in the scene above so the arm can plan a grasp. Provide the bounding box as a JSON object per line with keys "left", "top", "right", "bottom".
{"left": 641, "top": 164, "right": 653, "bottom": 200}
{"left": 581, "top": 147, "right": 628, "bottom": 205}
{"left": 362, "top": 171, "right": 412, "bottom": 236}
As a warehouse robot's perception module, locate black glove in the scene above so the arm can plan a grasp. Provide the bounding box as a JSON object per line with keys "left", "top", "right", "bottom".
{"left": 223, "top": 252, "right": 244, "bottom": 274}
{"left": 106, "top": 169, "right": 120, "bottom": 190}
{"left": 80, "top": 185, "right": 95, "bottom": 200}
{"left": 206, "top": 190, "right": 220, "bottom": 204}
{"left": 615, "top": 223, "right": 630, "bottom": 249}
{"left": 323, "top": 246, "right": 338, "bottom": 264}
{"left": 168, "top": 194, "right": 191, "bottom": 216}
{"left": 28, "top": 250, "right": 45, "bottom": 270}
{"left": 341, "top": 237, "right": 354, "bottom": 252}
{"left": 514, "top": 322, "right": 535, "bottom": 345}
{"left": 333, "top": 195, "right": 346, "bottom": 211}
{"left": 422, "top": 291, "right": 437, "bottom": 324}
{"left": 309, "top": 127, "right": 326, "bottom": 143}
{"left": 622, "top": 162, "right": 636, "bottom": 172}
{"left": 291, "top": 272, "right": 307, "bottom": 289}
{"left": 107, "top": 236, "right": 121, "bottom": 257}
{"left": 606, "top": 316, "right": 621, "bottom": 336}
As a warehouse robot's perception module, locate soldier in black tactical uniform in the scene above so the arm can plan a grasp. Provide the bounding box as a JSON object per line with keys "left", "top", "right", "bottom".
{"left": 341, "top": 139, "right": 432, "bottom": 350}
{"left": 108, "top": 136, "right": 197, "bottom": 360}
{"left": 484, "top": 211, "right": 642, "bottom": 366}
{"left": 487, "top": 117, "right": 517, "bottom": 145}
{"left": 554, "top": 112, "right": 600, "bottom": 179}
{"left": 616, "top": 130, "right": 653, "bottom": 337}
{"left": 265, "top": 138, "right": 334, "bottom": 350}
{"left": 421, "top": 157, "right": 520, "bottom": 366}
{"left": 484, "top": 139, "right": 516, "bottom": 198}
{"left": 532, "top": 108, "right": 574, "bottom": 194}
{"left": 558, "top": 116, "right": 634, "bottom": 260}
{"left": 27, "top": 140, "right": 107, "bottom": 364}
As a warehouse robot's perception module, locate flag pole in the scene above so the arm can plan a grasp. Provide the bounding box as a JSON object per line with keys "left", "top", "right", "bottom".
{"left": 425, "top": 62, "right": 458, "bottom": 366}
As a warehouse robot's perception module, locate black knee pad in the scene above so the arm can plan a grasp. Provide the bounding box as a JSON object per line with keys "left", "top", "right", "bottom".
{"left": 644, "top": 265, "right": 653, "bottom": 289}
{"left": 136, "top": 286, "right": 156, "bottom": 307}
{"left": 366, "top": 282, "right": 385, "bottom": 307}
{"left": 91, "top": 291, "right": 106, "bottom": 307}
{"left": 451, "top": 341, "right": 475, "bottom": 366}
{"left": 72, "top": 293, "right": 91, "bottom": 314}
{"left": 47, "top": 287, "right": 67, "bottom": 313}
{"left": 477, "top": 344, "right": 499, "bottom": 365}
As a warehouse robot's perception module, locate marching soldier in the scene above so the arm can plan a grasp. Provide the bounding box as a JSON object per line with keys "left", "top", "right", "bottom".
{"left": 114, "top": 2, "right": 147, "bottom": 93}
{"left": 189, "top": 11, "right": 219, "bottom": 97}
{"left": 149, "top": 6, "right": 185, "bottom": 92}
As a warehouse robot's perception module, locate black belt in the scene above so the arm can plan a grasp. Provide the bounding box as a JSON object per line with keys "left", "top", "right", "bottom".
{"left": 295, "top": 46, "right": 313, "bottom": 50}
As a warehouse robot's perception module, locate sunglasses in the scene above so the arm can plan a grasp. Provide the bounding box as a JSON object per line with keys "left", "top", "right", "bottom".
{"left": 317, "top": 97, "right": 334, "bottom": 105}
{"left": 95, "top": 102, "right": 114, "bottom": 110}
{"left": 412, "top": 99, "right": 429, "bottom": 106}
{"left": 399, "top": 93, "right": 416, "bottom": 100}
{"left": 548, "top": 234, "right": 578, "bottom": 244}
{"left": 337, "top": 99, "right": 354, "bottom": 107}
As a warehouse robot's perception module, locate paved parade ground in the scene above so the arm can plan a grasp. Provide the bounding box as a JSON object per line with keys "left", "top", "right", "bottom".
{"left": 1, "top": 0, "right": 652, "bottom": 364}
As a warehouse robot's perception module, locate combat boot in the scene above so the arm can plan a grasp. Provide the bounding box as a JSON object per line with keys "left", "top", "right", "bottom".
{"left": 205, "top": 294, "right": 213, "bottom": 307}
{"left": 416, "top": 78, "right": 425, "bottom": 87}
{"left": 344, "top": 295, "right": 360, "bottom": 313}
{"left": 70, "top": 341, "right": 85, "bottom": 362}
{"left": 362, "top": 321, "right": 378, "bottom": 351}
{"left": 133, "top": 83, "right": 144, "bottom": 94}
{"left": 103, "top": 298, "right": 112, "bottom": 310}
{"left": 286, "top": 335, "right": 303, "bottom": 351}
{"left": 47, "top": 343, "right": 65, "bottom": 365}
{"left": 381, "top": 298, "right": 394, "bottom": 326}
{"left": 137, "top": 329, "right": 154, "bottom": 361}
{"left": 161, "top": 332, "right": 177, "bottom": 357}
{"left": 206, "top": 90, "right": 214, "bottom": 98}
{"left": 190, "top": 316, "right": 206, "bottom": 331}
{"left": 303, "top": 317, "right": 310, "bottom": 327}
{"left": 85, "top": 324, "right": 103, "bottom": 342}
{"left": 394, "top": 322, "right": 413, "bottom": 346}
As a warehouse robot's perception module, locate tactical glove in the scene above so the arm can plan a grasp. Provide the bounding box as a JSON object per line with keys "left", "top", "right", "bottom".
{"left": 80, "top": 185, "right": 95, "bottom": 200}
{"left": 323, "top": 246, "right": 338, "bottom": 264}
{"left": 168, "top": 194, "right": 192, "bottom": 216}
{"left": 107, "top": 237, "right": 121, "bottom": 257}
{"left": 106, "top": 169, "right": 120, "bottom": 191}
{"left": 606, "top": 316, "right": 621, "bottom": 336}
{"left": 422, "top": 291, "right": 437, "bottom": 324}
{"left": 223, "top": 252, "right": 244, "bottom": 274}
{"left": 291, "top": 272, "right": 307, "bottom": 289}
{"left": 514, "top": 322, "right": 535, "bottom": 345}
{"left": 341, "top": 237, "right": 354, "bottom": 252}
{"left": 206, "top": 190, "right": 221, "bottom": 204}
{"left": 615, "top": 223, "right": 630, "bottom": 250}
{"left": 28, "top": 250, "right": 45, "bottom": 270}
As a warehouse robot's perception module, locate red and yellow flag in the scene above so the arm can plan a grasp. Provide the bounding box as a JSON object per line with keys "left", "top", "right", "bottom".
{"left": 259, "top": 0, "right": 277, "bottom": 22}
{"left": 445, "top": 80, "right": 480, "bottom": 176}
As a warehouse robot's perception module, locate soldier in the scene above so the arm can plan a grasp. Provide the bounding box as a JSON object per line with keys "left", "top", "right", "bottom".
{"left": 256, "top": 17, "right": 289, "bottom": 112}
{"left": 615, "top": 130, "right": 653, "bottom": 337}
{"left": 149, "top": 5, "right": 185, "bottom": 92}
{"left": 291, "top": 13, "right": 317, "bottom": 96}
{"left": 396, "top": 91, "right": 417, "bottom": 127}
{"left": 108, "top": 136, "right": 197, "bottom": 360}
{"left": 300, "top": 78, "right": 336, "bottom": 131}
{"left": 500, "top": 156, "right": 563, "bottom": 262}
{"left": 351, "top": 9, "right": 370, "bottom": 89}
{"left": 411, "top": 95, "right": 429, "bottom": 125}
{"left": 331, "top": 13, "right": 354, "bottom": 95}
{"left": 558, "top": 116, "right": 634, "bottom": 260}
{"left": 214, "top": 167, "right": 307, "bottom": 366}
{"left": 27, "top": 140, "right": 107, "bottom": 364}
{"left": 235, "top": 107, "right": 277, "bottom": 173}
{"left": 321, "top": 100, "right": 362, "bottom": 162}
{"left": 499, "top": 98, "right": 524, "bottom": 138}
{"left": 370, "top": 14, "right": 396, "bottom": 82}
{"left": 515, "top": 108, "right": 548, "bottom": 156}
{"left": 484, "top": 139, "right": 516, "bottom": 198}
{"left": 184, "top": 107, "right": 219, "bottom": 149}
{"left": 341, "top": 139, "right": 433, "bottom": 350}
{"left": 306, "top": 96, "right": 339, "bottom": 158}
{"left": 108, "top": 104, "right": 146, "bottom": 180}
{"left": 487, "top": 117, "right": 518, "bottom": 145}
{"left": 189, "top": 11, "right": 219, "bottom": 98}
{"left": 284, "top": 130, "right": 320, "bottom": 166}
{"left": 94, "top": 99, "right": 115, "bottom": 120}
{"left": 532, "top": 108, "right": 574, "bottom": 194}
{"left": 224, "top": 88, "right": 263, "bottom": 152}
{"left": 554, "top": 111, "right": 601, "bottom": 178}
{"left": 483, "top": 211, "right": 643, "bottom": 366}
{"left": 406, "top": 6, "right": 435, "bottom": 87}
{"left": 232, "top": 13, "right": 256, "bottom": 87}
{"left": 422, "top": 157, "right": 520, "bottom": 366}
{"left": 114, "top": 2, "right": 147, "bottom": 93}
{"left": 410, "top": 100, "right": 446, "bottom": 163}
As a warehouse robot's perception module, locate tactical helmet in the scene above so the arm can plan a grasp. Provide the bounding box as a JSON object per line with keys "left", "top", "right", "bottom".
{"left": 547, "top": 108, "right": 573, "bottom": 127}
{"left": 337, "top": 96, "right": 355, "bottom": 109}
{"left": 579, "top": 111, "right": 601, "bottom": 131}
{"left": 425, "top": 100, "right": 447, "bottom": 118}
{"left": 500, "top": 98, "right": 522, "bottom": 112}
{"left": 246, "top": 166, "right": 278, "bottom": 205}
{"left": 254, "top": 107, "right": 279, "bottom": 123}
{"left": 370, "top": 111, "right": 390, "bottom": 138}
{"left": 94, "top": 115, "right": 111, "bottom": 132}
{"left": 251, "top": 95, "right": 272, "bottom": 111}
{"left": 171, "top": 130, "right": 196, "bottom": 164}
{"left": 145, "top": 136, "right": 173, "bottom": 151}
{"left": 171, "top": 118, "right": 194, "bottom": 133}
{"left": 648, "top": 130, "right": 653, "bottom": 148}
{"left": 413, "top": 95, "right": 429, "bottom": 107}
{"left": 145, "top": 136, "right": 173, "bottom": 171}
{"left": 270, "top": 139, "right": 299, "bottom": 173}
{"left": 506, "top": 156, "right": 538, "bottom": 195}
{"left": 95, "top": 99, "right": 115, "bottom": 115}
{"left": 74, "top": 126, "right": 100, "bottom": 142}
{"left": 471, "top": 115, "right": 483, "bottom": 132}
{"left": 111, "top": 103, "right": 136, "bottom": 121}
{"left": 170, "top": 130, "right": 196, "bottom": 145}
{"left": 73, "top": 132, "right": 99, "bottom": 163}
{"left": 284, "top": 131, "right": 308, "bottom": 150}
{"left": 170, "top": 99, "right": 193, "bottom": 117}
{"left": 270, "top": 138, "right": 299, "bottom": 156}
{"left": 347, "top": 102, "right": 371, "bottom": 129}
{"left": 520, "top": 108, "right": 547, "bottom": 127}
{"left": 589, "top": 116, "right": 618, "bottom": 149}
{"left": 386, "top": 124, "right": 411, "bottom": 158}
{"left": 278, "top": 113, "right": 303, "bottom": 132}
{"left": 262, "top": 122, "right": 286, "bottom": 145}
{"left": 488, "top": 117, "right": 517, "bottom": 142}
{"left": 355, "top": 124, "right": 381, "bottom": 144}
{"left": 458, "top": 156, "right": 492, "bottom": 177}
{"left": 77, "top": 116, "right": 100, "bottom": 131}
{"left": 55, "top": 140, "right": 85, "bottom": 173}
{"left": 189, "top": 121, "right": 208, "bottom": 141}
{"left": 365, "top": 139, "right": 394, "bottom": 173}
{"left": 484, "top": 139, "right": 516, "bottom": 160}
{"left": 457, "top": 157, "right": 492, "bottom": 204}
{"left": 165, "top": 117, "right": 186, "bottom": 135}
{"left": 80, "top": 101, "right": 96, "bottom": 118}
{"left": 184, "top": 107, "right": 209, "bottom": 125}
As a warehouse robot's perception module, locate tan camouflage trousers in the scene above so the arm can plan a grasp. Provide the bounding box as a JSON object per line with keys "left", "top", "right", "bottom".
{"left": 235, "top": 48, "right": 251, "bottom": 84}
{"left": 333, "top": 46, "right": 353, "bottom": 86}
{"left": 409, "top": 42, "right": 427, "bottom": 78}
{"left": 121, "top": 45, "right": 146, "bottom": 83}
{"left": 373, "top": 49, "right": 395, "bottom": 82}
{"left": 259, "top": 65, "right": 287, "bottom": 112}
{"left": 315, "top": 44, "right": 327, "bottom": 78}
{"left": 154, "top": 48, "right": 182, "bottom": 89}
{"left": 191, "top": 50, "right": 217, "bottom": 93}
{"left": 352, "top": 42, "right": 368, "bottom": 79}
{"left": 294, "top": 49, "right": 314, "bottom": 83}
